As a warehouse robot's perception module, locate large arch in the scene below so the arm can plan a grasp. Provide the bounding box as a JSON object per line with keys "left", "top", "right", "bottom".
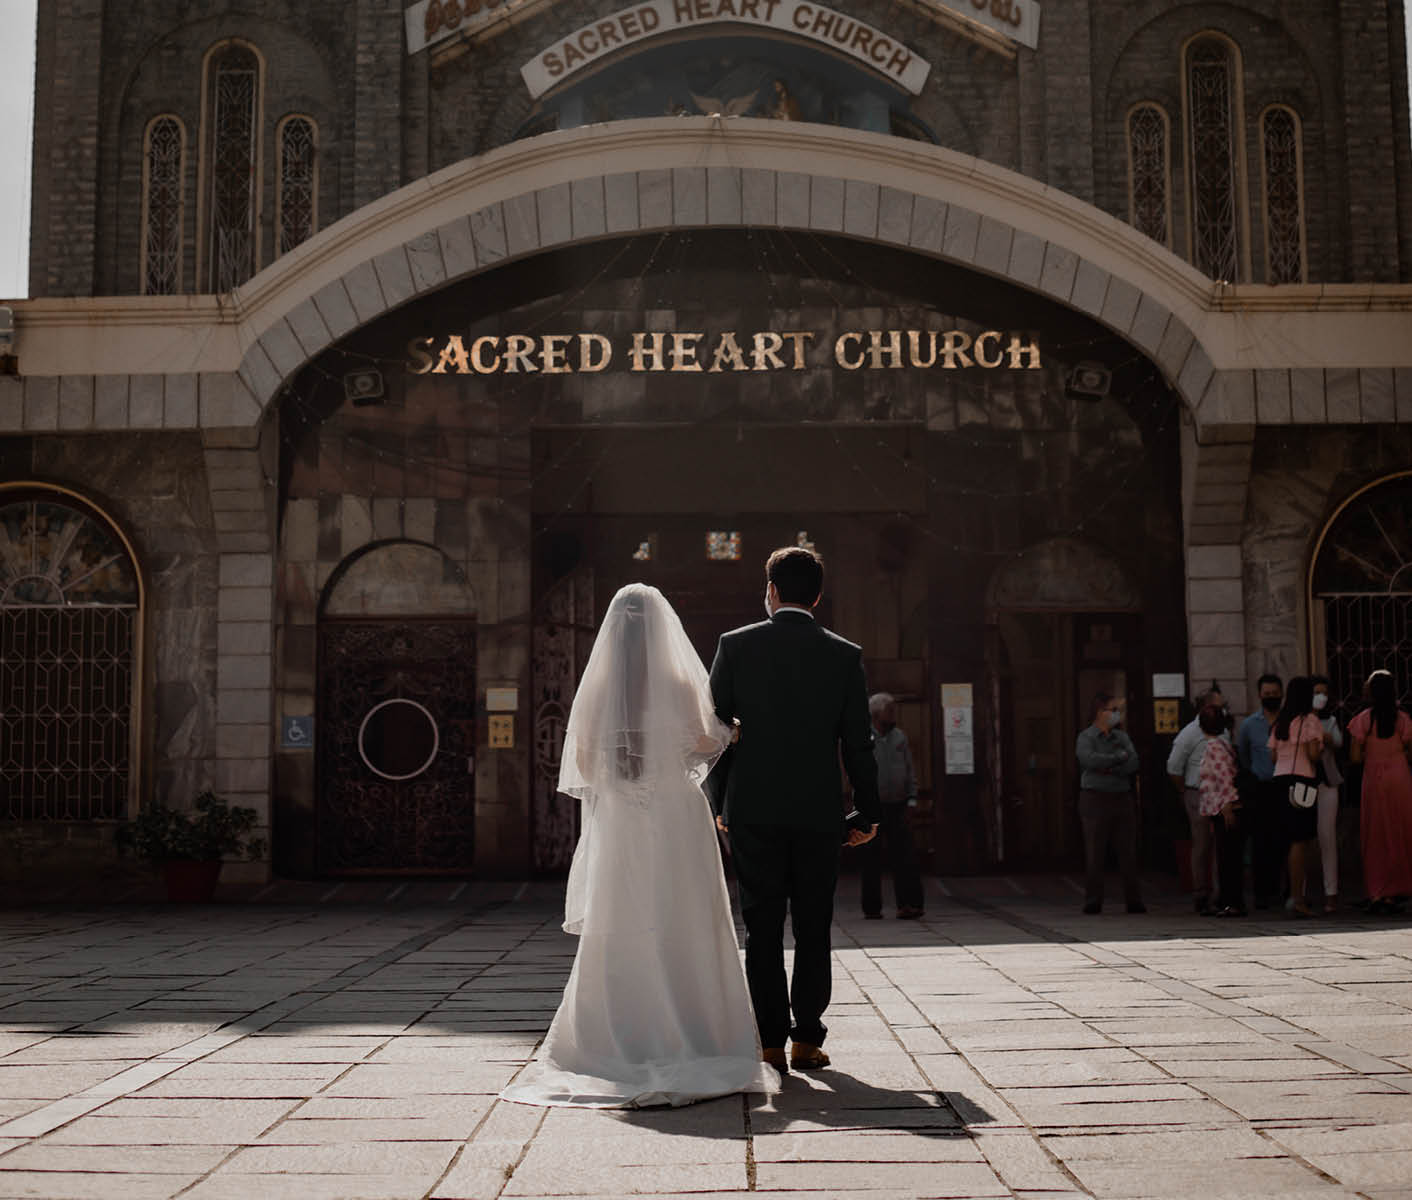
{"left": 226, "top": 117, "right": 1225, "bottom": 425}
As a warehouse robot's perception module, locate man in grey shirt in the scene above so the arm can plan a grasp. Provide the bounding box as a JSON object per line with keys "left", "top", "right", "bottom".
{"left": 1166, "top": 686, "right": 1227, "bottom": 914}
{"left": 861, "top": 693, "right": 925, "bottom": 919}
{"left": 1076, "top": 691, "right": 1143, "bottom": 914}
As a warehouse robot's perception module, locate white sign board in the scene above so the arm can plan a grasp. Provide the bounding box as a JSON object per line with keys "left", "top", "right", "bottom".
{"left": 521, "top": 0, "right": 932, "bottom": 99}
{"left": 920, "top": 0, "right": 1040, "bottom": 51}
{"left": 1152, "top": 673, "right": 1187, "bottom": 699}
{"left": 945, "top": 738, "right": 975, "bottom": 775}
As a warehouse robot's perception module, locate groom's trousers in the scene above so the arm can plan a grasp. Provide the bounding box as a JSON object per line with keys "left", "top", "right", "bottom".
{"left": 728, "top": 823, "right": 840, "bottom": 1049}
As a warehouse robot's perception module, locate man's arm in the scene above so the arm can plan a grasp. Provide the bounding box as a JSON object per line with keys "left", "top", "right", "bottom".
{"left": 902, "top": 734, "right": 918, "bottom": 807}
{"left": 1166, "top": 722, "right": 1198, "bottom": 787}
{"left": 1076, "top": 727, "right": 1126, "bottom": 771}
{"left": 1235, "top": 718, "right": 1253, "bottom": 771}
{"left": 707, "top": 638, "right": 734, "bottom": 823}
{"left": 839, "top": 648, "right": 880, "bottom": 825}
{"left": 1114, "top": 731, "right": 1141, "bottom": 777}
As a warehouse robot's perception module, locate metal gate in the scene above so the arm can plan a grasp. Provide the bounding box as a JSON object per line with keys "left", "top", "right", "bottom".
{"left": 316, "top": 618, "right": 477, "bottom": 875}
{"left": 530, "top": 569, "right": 594, "bottom": 874}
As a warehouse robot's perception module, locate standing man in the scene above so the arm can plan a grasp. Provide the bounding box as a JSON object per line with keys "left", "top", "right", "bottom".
{"left": 861, "top": 692, "right": 925, "bottom": 920}
{"left": 1076, "top": 692, "right": 1144, "bottom": 914}
{"left": 1167, "top": 685, "right": 1227, "bottom": 913}
{"left": 1237, "top": 673, "right": 1286, "bottom": 909}
{"left": 709, "top": 546, "right": 878, "bottom": 1074}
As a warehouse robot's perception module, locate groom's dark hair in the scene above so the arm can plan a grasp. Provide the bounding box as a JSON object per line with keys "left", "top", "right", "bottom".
{"left": 766, "top": 546, "right": 824, "bottom": 605}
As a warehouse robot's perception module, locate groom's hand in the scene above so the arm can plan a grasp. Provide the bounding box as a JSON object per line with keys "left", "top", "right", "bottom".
{"left": 845, "top": 824, "right": 878, "bottom": 847}
{"left": 715, "top": 815, "right": 729, "bottom": 834}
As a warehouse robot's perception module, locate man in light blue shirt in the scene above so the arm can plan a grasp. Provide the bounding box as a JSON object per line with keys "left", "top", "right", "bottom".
{"left": 1167, "top": 686, "right": 1227, "bottom": 913}
{"left": 1236, "top": 673, "right": 1285, "bottom": 908}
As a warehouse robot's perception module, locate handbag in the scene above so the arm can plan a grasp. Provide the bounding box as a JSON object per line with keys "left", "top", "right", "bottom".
{"left": 1288, "top": 778, "right": 1317, "bottom": 809}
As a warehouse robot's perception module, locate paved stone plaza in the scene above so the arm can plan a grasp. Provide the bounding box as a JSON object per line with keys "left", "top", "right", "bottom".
{"left": 2, "top": 876, "right": 1412, "bottom": 1199}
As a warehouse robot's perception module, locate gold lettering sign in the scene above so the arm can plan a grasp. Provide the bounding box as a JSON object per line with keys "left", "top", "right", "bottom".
{"left": 407, "top": 330, "right": 1041, "bottom": 374}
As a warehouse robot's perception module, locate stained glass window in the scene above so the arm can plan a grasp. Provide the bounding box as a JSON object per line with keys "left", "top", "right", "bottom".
{"left": 706, "top": 532, "right": 742, "bottom": 561}
{"left": 278, "top": 116, "right": 317, "bottom": 255}
{"left": 1187, "top": 37, "right": 1241, "bottom": 282}
{"left": 141, "top": 116, "right": 185, "bottom": 295}
{"left": 1261, "top": 106, "right": 1305, "bottom": 284}
{"left": 206, "top": 44, "right": 259, "bottom": 292}
{"left": 1127, "top": 104, "right": 1170, "bottom": 247}
{"left": 0, "top": 496, "right": 139, "bottom": 821}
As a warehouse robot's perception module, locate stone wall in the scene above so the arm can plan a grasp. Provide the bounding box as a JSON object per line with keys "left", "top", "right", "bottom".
{"left": 25, "top": 0, "right": 1412, "bottom": 298}
{"left": 0, "top": 432, "right": 220, "bottom": 882}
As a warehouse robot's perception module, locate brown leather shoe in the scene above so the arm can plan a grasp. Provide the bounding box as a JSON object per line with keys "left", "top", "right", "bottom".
{"left": 790, "top": 1042, "right": 830, "bottom": 1070}
{"left": 761, "top": 1047, "right": 788, "bottom": 1073}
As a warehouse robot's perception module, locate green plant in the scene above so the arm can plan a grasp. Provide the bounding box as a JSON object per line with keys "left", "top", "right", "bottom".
{"left": 118, "top": 791, "right": 267, "bottom": 863}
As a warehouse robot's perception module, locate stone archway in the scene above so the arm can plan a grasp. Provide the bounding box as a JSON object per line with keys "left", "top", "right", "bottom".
{"left": 227, "top": 118, "right": 1224, "bottom": 427}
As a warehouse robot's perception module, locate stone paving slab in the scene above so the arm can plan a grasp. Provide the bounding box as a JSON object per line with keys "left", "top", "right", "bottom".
{"left": 3, "top": 877, "right": 1412, "bottom": 1197}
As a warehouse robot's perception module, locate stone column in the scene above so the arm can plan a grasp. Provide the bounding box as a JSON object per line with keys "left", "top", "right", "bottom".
{"left": 1038, "top": 1, "right": 1095, "bottom": 204}
{"left": 1181, "top": 418, "right": 1255, "bottom": 713}
{"left": 203, "top": 433, "right": 275, "bottom": 882}
{"left": 353, "top": 0, "right": 405, "bottom": 210}
{"left": 32, "top": 0, "right": 104, "bottom": 296}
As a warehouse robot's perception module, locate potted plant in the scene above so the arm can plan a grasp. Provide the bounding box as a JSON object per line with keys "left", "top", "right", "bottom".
{"left": 119, "top": 791, "right": 267, "bottom": 901}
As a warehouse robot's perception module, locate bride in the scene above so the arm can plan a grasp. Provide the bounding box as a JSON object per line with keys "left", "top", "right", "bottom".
{"left": 501, "top": 583, "right": 781, "bottom": 1108}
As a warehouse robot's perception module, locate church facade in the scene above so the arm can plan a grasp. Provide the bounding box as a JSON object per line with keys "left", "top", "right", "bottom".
{"left": 4, "top": 0, "right": 1412, "bottom": 883}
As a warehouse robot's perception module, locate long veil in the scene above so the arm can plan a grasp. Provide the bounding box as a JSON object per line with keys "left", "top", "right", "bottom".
{"left": 558, "top": 583, "right": 729, "bottom": 934}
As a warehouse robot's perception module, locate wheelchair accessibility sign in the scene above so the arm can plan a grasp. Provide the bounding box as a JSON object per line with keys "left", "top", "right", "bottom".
{"left": 281, "top": 715, "right": 314, "bottom": 749}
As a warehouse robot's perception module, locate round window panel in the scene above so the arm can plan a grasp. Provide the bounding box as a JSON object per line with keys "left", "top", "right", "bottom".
{"left": 358, "top": 699, "right": 439, "bottom": 781}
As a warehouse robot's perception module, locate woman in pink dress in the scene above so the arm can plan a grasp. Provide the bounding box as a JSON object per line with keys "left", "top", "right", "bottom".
{"left": 1348, "top": 670, "right": 1412, "bottom": 913}
{"left": 1267, "top": 676, "right": 1324, "bottom": 918}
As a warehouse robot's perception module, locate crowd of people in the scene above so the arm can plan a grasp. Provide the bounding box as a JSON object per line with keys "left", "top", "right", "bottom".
{"left": 1077, "top": 669, "right": 1412, "bottom": 917}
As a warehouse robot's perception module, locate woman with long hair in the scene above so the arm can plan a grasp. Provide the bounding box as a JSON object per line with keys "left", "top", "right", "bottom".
{"left": 1267, "top": 676, "right": 1324, "bottom": 917}
{"left": 1310, "top": 675, "right": 1344, "bottom": 912}
{"left": 1348, "top": 670, "right": 1412, "bottom": 914}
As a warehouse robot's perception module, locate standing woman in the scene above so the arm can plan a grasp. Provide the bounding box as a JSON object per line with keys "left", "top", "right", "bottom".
{"left": 1310, "top": 676, "right": 1344, "bottom": 912}
{"left": 1197, "top": 703, "right": 1245, "bottom": 916}
{"left": 1267, "top": 676, "right": 1324, "bottom": 918}
{"left": 1348, "top": 670, "right": 1412, "bottom": 914}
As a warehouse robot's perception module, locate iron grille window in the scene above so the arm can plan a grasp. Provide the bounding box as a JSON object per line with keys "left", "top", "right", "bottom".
{"left": 206, "top": 45, "right": 259, "bottom": 293}
{"left": 1187, "top": 38, "right": 1241, "bottom": 282}
{"left": 141, "top": 116, "right": 185, "bottom": 295}
{"left": 1322, "top": 596, "right": 1412, "bottom": 722}
{"left": 1261, "top": 106, "right": 1305, "bottom": 284}
{"left": 1127, "top": 103, "right": 1170, "bottom": 247}
{"left": 278, "top": 116, "right": 317, "bottom": 255}
{"left": 0, "top": 498, "right": 139, "bottom": 821}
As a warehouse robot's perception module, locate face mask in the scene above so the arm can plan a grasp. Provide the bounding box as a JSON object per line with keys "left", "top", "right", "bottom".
{"left": 1262, "top": 695, "right": 1281, "bottom": 712}
{"left": 1109, "top": 709, "right": 1122, "bottom": 726}
{"left": 1313, "top": 693, "right": 1328, "bottom": 711}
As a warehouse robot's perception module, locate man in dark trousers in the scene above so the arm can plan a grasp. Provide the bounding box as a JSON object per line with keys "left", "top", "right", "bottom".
{"left": 708, "top": 546, "right": 879, "bottom": 1074}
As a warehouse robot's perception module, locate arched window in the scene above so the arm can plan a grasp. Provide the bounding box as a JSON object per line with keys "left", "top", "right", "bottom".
{"left": 1261, "top": 105, "right": 1306, "bottom": 284}
{"left": 140, "top": 115, "right": 185, "bottom": 295}
{"left": 1310, "top": 473, "right": 1412, "bottom": 723}
{"left": 204, "top": 42, "right": 261, "bottom": 292}
{"left": 1127, "top": 103, "right": 1171, "bottom": 247}
{"left": 0, "top": 489, "right": 142, "bottom": 821}
{"left": 1184, "top": 36, "right": 1244, "bottom": 282}
{"left": 277, "top": 115, "right": 318, "bottom": 255}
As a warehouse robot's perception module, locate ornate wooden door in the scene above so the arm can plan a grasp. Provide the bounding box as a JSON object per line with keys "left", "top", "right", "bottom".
{"left": 316, "top": 619, "right": 477, "bottom": 875}
{"left": 531, "top": 569, "right": 594, "bottom": 874}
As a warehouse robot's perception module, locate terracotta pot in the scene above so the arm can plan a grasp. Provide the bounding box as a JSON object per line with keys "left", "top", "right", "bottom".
{"left": 163, "top": 859, "right": 223, "bottom": 903}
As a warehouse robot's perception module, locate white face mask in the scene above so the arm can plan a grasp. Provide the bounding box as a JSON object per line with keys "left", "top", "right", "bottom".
{"left": 1313, "top": 693, "right": 1329, "bottom": 711}
{"left": 1109, "top": 709, "right": 1122, "bottom": 726}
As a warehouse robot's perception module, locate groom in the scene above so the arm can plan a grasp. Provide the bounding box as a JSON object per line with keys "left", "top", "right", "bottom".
{"left": 708, "top": 546, "right": 879, "bottom": 1073}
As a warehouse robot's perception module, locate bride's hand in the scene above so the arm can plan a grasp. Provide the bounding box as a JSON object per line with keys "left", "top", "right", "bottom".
{"left": 730, "top": 719, "right": 741, "bottom": 745}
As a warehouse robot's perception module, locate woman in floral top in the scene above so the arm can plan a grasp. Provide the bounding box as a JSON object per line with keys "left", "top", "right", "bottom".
{"left": 1198, "top": 704, "right": 1244, "bottom": 916}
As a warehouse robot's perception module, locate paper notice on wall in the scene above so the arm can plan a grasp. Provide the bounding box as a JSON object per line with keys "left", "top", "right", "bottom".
{"left": 944, "top": 706, "right": 973, "bottom": 738}
{"left": 945, "top": 738, "right": 975, "bottom": 774}
{"left": 941, "top": 683, "right": 973, "bottom": 708}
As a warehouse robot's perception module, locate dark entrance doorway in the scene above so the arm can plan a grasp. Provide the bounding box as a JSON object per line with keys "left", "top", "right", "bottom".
{"left": 317, "top": 618, "right": 478, "bottom": 874}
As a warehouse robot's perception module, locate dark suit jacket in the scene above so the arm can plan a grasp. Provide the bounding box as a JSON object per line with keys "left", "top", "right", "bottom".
{"left": 707, "top": 610, "right": 880, "bottom": 834}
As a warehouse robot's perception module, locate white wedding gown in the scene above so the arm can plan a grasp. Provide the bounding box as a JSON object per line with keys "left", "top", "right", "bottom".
{"left": 501, "top": 584, "right": 779, "bottom": 1109}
